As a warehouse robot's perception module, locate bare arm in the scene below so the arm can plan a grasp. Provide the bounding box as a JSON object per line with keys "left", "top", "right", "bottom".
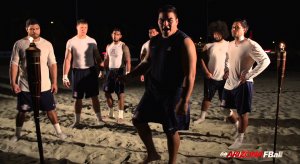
{"left": 199, "top": 45, "right": 212, "bottom": 79}
{"left": 122, "top": 44, "right": 131, "bottom": 74}
{"left": 93, "top": 47, "right": 104, "bottom": 67}
{"left": 139, "top": 42, "right": 149, "bottom": 82}
{"left": 9, "top": 63, "right": 21, "bottom": 94}
{"left": 63, "top": 49, "right": 72, "bottom": 76}
{"left": 62, "top": 49, "right": 72, "bottom": 88}
{"left": 10, "top": 43, "right": 21, "bottom": 94}
{"left": 49, "top": 63, "right": 58, "bottom": 93}
{"left": 140, "top": 41, "right": 150, "bottom": 61}
{"left": 177, "top": 37, "right": 197, "bottom": 115}
{"left": 140, "top": 49, "right": 147, "bottom": 61}
{"left": 126, "top": 46, "right": 151, "bottom": 79}
{"left": 103, "top": 45, "right": 110, "bottom": 69}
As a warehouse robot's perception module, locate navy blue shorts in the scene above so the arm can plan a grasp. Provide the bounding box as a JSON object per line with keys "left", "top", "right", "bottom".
{"left": 175, "top": 88, "right": 190, "bottom": 130}
{"left": 17, "top": 90, "right": 56, "bottom": 112}
{"left": 72, "top": 67, "right": 99, "bottom": 99}
{"left": 203, "top": 78, "right": 225, "bottom": 101}
{"left": 103, "top": 68, "right": 125, "bottom": 94}
{"left": 221, "top": 82, "right": 253, "bottom": 115}
{"left": 133, "top": 89, "right": 181, "bottom": 134}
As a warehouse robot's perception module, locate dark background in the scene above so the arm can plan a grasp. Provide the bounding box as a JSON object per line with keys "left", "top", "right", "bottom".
{"left": 1, "top": 0, "right": 298, "bottom": 66}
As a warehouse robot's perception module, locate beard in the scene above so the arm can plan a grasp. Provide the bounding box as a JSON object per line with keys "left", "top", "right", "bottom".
{"left": 30, "top": 33, "right": 40, "bottom": 39}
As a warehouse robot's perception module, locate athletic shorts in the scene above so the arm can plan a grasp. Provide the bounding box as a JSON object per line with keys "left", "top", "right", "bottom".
{"left": 103, "top": 68, "right": 125, "bottom": 94}
{"left": 72, "top": 67, "right": 99, "bottom": 99}
{"left": 203, "top": 78, "right": 225, "bottom": 101}
{"left": 17, "top": 90, "right": 56, "bottom": 112}
{"left": 175, "top": 88, "right": 190, "bottom": 130}
{"left": 221, "top": 82, "right": 253, "bottom": 115}
{"left": 133, "top": 89, "right": 181, "bottom": 134}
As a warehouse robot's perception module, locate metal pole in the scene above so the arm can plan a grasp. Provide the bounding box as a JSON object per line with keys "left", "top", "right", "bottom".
{"left": 273, "top": 42, "right": 286, "bottom": 164}
{"left": 26, "top": 40, "right": 44, "bottom": 164}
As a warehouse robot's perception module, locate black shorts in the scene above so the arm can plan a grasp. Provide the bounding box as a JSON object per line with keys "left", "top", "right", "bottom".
{"left": 17, "top": 90, "right": 56, "bottom": 112}
{"left": 203, "top": 78, "right": 225, "bottom": 101}
{"left": 133, "top": 89, "right": 181, "bottom": 134}
{"left": 103, "top": 68, "right": 125, "bottom": 94}
{"left": 72, "top": 67, "right": 99, "bottom": 99}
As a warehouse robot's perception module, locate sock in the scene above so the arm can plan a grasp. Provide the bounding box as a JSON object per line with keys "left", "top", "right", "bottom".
{"left": 238, "top": 133, "right": 244, "bottom": 140}
{"left": 96, "top": 112, "right": 102, "bottom": 121}
{"left": 109, "top": 108, "right": 114, "bottom": 117}
{"left": 200, "top": 111, "right": 207, "bottom": 120}
{"left": 118, "top": 110, "right": 124, "bottom": 119}
{"left": 235, "top": 121, "right": 239, "bottom": 129}
{"left": 53, "top": 123, "right": 62, "bottom": 134}
{"left": 75, "top": 114, "right": 80, "bottom": 123}
{"left": 229, "top": 109, "right": 234, "bottom": 116}
{"left": 16, "top": 127, "right": 22, "bottom": 137}
{"left": 229, "top": 133, "right": 244, "bottom": 149}
{"left": 233, "top": 121, "right": 239, "bottom": 138}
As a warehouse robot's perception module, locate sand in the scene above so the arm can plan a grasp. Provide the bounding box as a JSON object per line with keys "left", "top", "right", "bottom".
{"left": 0, "top": 58, "right": 299, "bottom": 164}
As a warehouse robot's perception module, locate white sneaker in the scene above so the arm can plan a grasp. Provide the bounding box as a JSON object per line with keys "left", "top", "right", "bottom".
{"left": 57, "top": 133, "right": 67, "bottom": 140}
{"left": 228, "top": 138, "right": 243, "bottom": 149}
{"left": 10, "top": 135, "right": 20, "bottom": 142}
{"left": 194, "top": 118, "right": 205, "bottom": 124}
{"left": 107, "top": 110, "right": 115, "bottom": 118}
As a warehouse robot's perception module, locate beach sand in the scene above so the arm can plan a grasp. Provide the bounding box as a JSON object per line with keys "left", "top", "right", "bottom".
{"left": 0, "top": 58, "right": 299, "bottom": 164}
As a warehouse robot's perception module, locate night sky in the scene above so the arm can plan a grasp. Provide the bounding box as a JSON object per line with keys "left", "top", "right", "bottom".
{"left": 1, "top": 0, "right": 298, "bottom": 61}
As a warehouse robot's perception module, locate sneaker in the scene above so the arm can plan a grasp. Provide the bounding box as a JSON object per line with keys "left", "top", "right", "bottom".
{"left": 57, "top": 133, "right": 67, "bottom": 140}
{"left": 194, "top": 118, "right": 205, "bottom": 124}
{"left": 10, "top": 135, "right": 20, "bottom": 142}
{"left": 228, "top": 138, "right": 243, "bottom": 149}
{"left": 107, "top": 110, "right": 115, "bottom": 119}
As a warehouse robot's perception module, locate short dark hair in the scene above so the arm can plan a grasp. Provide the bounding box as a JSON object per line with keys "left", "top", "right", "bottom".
{"left": 112, "top": 27, "right": 122, "bottom": 34}
{"left": 158, "top": 5, "right": 178, "bottom": 18}
{"left": 208, "top": 20, "right": 229, "bottom": 39}
{"left": 234, "top": 18, "right": 249, "bottom": 33}
{"left": 148, "top": 26, "right": 159, "bottom": 32}
{"left": 76, "top": 19, "right": 88, "bottom": 25}
{"left": 25, "top": 18, "right": 40, "bottom": 29}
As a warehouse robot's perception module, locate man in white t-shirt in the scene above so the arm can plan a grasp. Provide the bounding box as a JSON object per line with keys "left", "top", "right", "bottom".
{"left": 103, "top": 28, "right": 131, "bottom": 123}
{"left": 139, "top": 26, "right": 159, "bottom": 82}
{"left": 9, "top": 18, "right": 66, "bottom": 141}
{"left": 62, "top": 19, "right": 104, "bottom": 127}
{"left": 194, "top": 20, "right": 232, "bottom": 124}
{"left": 221, "top": 19, "right": 270, "bottom": 149}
